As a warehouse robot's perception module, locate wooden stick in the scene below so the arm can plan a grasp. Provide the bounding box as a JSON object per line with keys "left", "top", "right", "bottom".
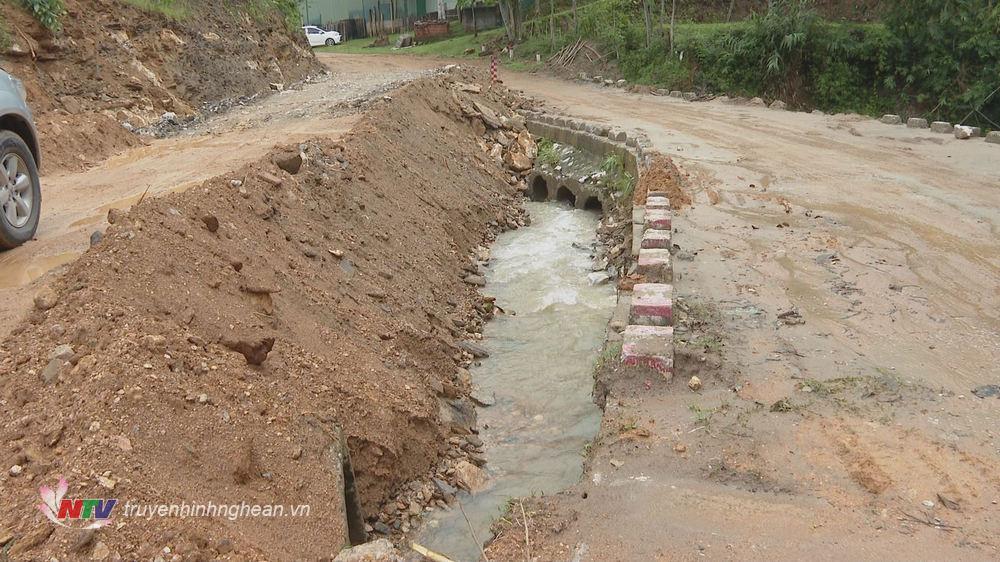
{"left": 410, "top": 542, "right": 456, "bottom": 562}
{"left": 458, "top": 499, "right": 490, "bottom": 562}
{"left": 519, "top": 499, "right": 531, "bottom": 561}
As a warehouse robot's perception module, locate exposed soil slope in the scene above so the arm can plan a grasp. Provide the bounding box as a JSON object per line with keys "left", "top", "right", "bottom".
{"left": 0, "top": 70, "right": 532, "bottom": 560}
{"left": 0, "top": 0, "right": 320, "bottom": 171}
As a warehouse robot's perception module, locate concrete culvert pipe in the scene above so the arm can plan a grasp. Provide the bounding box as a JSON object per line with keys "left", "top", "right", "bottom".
{"left": 530, "top": 175, "right": 549, "bottom": 201}
{"left": 556, "top": 186, "right": 576, "bottom": 207}
{"left": 583, "top": 196, "right": 602, "bottom": 212}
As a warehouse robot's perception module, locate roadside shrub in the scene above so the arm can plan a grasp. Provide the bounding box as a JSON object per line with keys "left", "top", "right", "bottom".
{"left": 883, "top": 0, "right": 1000, "bottom": 127}
{"left": 536, "top": 138, "right": 560, "bottom": 167}
{"left": 19, "top": 0, "right": 65, "bottom": 31}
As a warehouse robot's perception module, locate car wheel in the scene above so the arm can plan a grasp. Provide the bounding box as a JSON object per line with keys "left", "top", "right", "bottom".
{"left": 325, "top": 38, "right": 336, "bottom": 46}
{"left": 0, "top": 131, "right": 41, "bottom": 250}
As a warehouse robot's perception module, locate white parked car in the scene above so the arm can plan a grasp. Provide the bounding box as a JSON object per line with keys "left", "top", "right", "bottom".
{"left": 302, "top": 26, "right": 341, "bottom": 47}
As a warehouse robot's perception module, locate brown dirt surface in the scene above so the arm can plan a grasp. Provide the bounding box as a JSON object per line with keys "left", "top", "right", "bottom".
{"left": 0, "top": 70, "right": 532, "bottom": 560}
{"left": 0, "top": 0, "right": 320, "bottom": 171}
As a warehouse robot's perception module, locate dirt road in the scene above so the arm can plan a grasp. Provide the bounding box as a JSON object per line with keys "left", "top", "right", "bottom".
{"left": 0, "top": 54, "right": 434, "bottom": 337}
{"left": 484, "top": 62, "right": 1000, "bottom": 559}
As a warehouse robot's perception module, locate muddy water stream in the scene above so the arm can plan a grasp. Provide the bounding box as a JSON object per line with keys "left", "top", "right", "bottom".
{"left": 418, "top": 202, "right": 614, "bottom": 560}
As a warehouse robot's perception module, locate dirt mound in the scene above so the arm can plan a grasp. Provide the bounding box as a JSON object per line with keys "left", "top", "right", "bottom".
{"left": 634, "top": 154, "right": 690, "bottom": 208}
{"left": 0, "top": 0, "right": 320, "bottom": 171}
{"left": 0, "top": 69, "right": 533, "bottom": 560}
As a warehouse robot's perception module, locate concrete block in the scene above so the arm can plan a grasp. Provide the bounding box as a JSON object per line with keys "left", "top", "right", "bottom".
{"left": 630, "top": 283, "right": 673, "bottom": 327}
{"left": 631, "top": 226, "right": 643, "bottom": 258}
{"left": 637, "top": 249, "right": 672, "bottom": 283}
{"left": 907, "top": 118, "right": 928, "bottom": 129}
{"left": 645, "top": 196, "right": 670, "bottom": 209}
{"left": 613, "top": 130, "right": 627, "bottom": 142}
{"left": 683, "top": 92, "right": 697, "bottom": 101}
{"left": 647, "top": 190, "right": 670, "bottom": 198}
{"left": 669, "top": 91, "right": 683, "bottom": 98}
{"left": 631, "top": 205, "right": 645, "bottom": 225}
{"left": 986, "top": 131, "right": 1000, "bottom": 144}
{"left": 641, "top": 229, "right": 671, "bottom": 250}
{"left": 954, "top": 125, "right": 975, "bottom": 139}
{"left": 644, "top": 209, "right": 671, "bottom": 231}
{"left": 621, "top": 325, "right": 673, "bottom": 378}
{"left": 616, "top": 79, "right": 627, "bottom": 88}
{"left": 880, "top": 114, "right": 902, "bottom": 125}
{"left": 930, "top": 121, "right": 954, "bottom": 134}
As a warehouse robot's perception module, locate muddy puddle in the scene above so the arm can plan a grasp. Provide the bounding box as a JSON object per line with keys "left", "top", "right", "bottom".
{"left": 417, "top": 202, "right": 614, "bottom": 560}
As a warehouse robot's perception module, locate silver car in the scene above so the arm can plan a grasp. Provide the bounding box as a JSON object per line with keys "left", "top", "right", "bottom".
{"left": 0, "top": 68, "right": 41, "bottom": 249}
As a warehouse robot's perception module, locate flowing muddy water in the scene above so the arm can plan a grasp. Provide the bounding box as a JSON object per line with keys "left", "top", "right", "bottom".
{"left": 418, "top": 202, "right": 615, "bottom": 560}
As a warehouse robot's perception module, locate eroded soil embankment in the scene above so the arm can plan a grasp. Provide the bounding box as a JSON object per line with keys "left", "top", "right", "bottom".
{"left": 0, "top": 0, "right": 320, "bottom": 172}
{"left": 0, "top": 70, "right": 532, "bottom": 560}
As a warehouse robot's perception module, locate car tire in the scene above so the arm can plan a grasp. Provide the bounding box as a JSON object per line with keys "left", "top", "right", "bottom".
{"left": 0, "top": 130, "right": 41, "bottom": 250}
{"left": 325, "top": 38, "right": 336, "bottom": 46}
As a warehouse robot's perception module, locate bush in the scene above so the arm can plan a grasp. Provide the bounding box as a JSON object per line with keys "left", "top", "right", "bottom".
{"left": 19, "top": 0, "right": 65, "bottom": 31}
{"left": 884, "top": 0, "right": 1000, "bottom": 127}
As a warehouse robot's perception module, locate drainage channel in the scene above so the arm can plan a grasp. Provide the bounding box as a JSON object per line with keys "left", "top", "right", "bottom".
{"left": 417, "top": 201, "right": 615, "bottom": 560}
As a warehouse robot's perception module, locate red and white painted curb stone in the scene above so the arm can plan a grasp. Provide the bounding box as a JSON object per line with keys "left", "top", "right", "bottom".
{"left": 644, "top": 209, "right": 672, "bottom": 231}
{"left": 641, "top": 228, "right": 671, "bottom": 249}
{"left": 637, "top": 248, "right": 672, "bottom": 283}
{"left": 630, "top": 283, "right": 673, "bottom": 326}
{"left": 622, "top": 189, "right": 674, "bottom": 380}
{"left": 622, "top": 325, "right": 674, "bottom": 378}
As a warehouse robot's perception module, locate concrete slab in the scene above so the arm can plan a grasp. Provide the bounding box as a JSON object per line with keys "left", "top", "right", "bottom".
{"left": 630, "top": 283, "right": 672, "bottom": 326}
{"left": 622, "top": 325, "right": 673, "bottom": 378}
{"left": 641, "top": 229, "right": 671, "bottom": 249}
{"left": 637, "top": 248, "right": 672, "bottom": 283}
{"left": 632, "top": 205, "right": 645, "bottom": 225}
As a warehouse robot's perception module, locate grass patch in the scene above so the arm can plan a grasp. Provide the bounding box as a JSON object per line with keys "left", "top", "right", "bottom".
{"left": 599, "top": 153, "right": 635, "bottom": 198}
{"left": 594, "top": 341, "right": 622, "bottom": 374}
{"left": 536, "top": 138, "right": 559, "bottom": 167}
{"left": 121, "top": 0, "right": 189, "bottom": 19}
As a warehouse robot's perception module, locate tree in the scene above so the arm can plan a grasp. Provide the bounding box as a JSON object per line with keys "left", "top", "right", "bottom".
{"left": 497, "top": 0, "right": 521, "bottom": 42}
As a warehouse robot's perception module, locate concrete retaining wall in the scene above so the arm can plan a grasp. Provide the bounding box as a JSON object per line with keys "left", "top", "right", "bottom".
{"left": 520, "top": 111, "right": 647, "bottom": 213}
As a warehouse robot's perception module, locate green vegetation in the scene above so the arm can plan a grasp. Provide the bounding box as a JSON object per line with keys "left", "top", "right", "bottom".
{"left": 598, "top": 153, "right": 635, "bottom": 198}
{"left": 18, "top": 0, "right": 64, "bottom": 31}
{"left": 535, "top": 138, "right": 560, "bottom": 167}
{"left": 121, "top": 0, "right": 189, "bottom": 19}
{"left": 320, "top": 21, "right": 505, "bottom": 56}
{"left": 0, "top": 20, "right": 12, "bottom": 51}
{"left": 593, "top": 341, "right": 622, "bottom": 374}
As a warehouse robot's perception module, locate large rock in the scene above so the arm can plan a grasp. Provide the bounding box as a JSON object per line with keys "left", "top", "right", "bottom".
{"left": 516, "top": 131, "right": 537, "bottom": 158}
{"left": 439, "top": 398, "right": 476, "bottom": 434}
{"left": 986, "top": 131, "right": 1000, "bottom": 144}
{"left": 333, "top": 539, "right": 403, "bottom": 562}
{"left": 453, "top": 460, "right": 490, "bottom": 492}
{"left": 505, "top": 150, "right": 532, "bottom": 172}
{"left": 473, "top": 101, "right": 502, "bottom": 129}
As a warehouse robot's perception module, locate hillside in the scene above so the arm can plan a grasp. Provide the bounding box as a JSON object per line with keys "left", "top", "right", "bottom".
{"left": 0, "top": 0, "right": 321, "bottom": 171}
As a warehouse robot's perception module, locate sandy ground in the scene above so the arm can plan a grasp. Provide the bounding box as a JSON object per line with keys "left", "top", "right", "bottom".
{"left": 4, "top": 51, "right": 999, "bottom": 560}
{"left": 0, "top": 54, "right": 435, "bottom": 338}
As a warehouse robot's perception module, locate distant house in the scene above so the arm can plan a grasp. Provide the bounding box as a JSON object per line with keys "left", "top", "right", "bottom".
{"left": 300, "top": 0, "right": 457, "bottom": 37}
